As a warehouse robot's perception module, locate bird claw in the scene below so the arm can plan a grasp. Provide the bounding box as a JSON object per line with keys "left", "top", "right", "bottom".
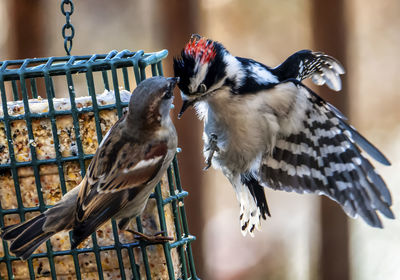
{"left": 203, "top": 159, "right": 212, "bottom": 171}
{"left": 204, "top": 133, "right": 219, "bottom": 170}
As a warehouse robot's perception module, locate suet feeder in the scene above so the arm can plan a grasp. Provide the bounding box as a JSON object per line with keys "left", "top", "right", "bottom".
{"left": 0, "top": 2, "right": 198, "bottom": 279}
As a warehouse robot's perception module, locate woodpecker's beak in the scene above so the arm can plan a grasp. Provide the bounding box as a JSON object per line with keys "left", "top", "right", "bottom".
{"left": 178, "top": 99, "right": 195, "bottom": 119}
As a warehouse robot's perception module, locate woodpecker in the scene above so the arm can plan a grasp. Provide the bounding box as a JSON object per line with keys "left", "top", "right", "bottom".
{"left": 173, "top": 35, "right": 393, "bottom": 236}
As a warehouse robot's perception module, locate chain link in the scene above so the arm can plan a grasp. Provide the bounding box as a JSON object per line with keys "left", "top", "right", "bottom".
{"left": 61, "top": 0, "right": 75, "bottom": 55}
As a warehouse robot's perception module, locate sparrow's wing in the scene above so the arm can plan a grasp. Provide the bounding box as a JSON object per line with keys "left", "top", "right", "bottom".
{"left": 273, "top": 50, "right": 345, "bottom": 91}
{"left": 259, "top": 81, "right": 393, "bottom": 227}
{"left": 90, "top": 140, "right": 168, "bottom": 194}
{"left": 82, "top": 114, "right": 168, "bottom": 191}
{"left": 76, "top": 137, "right": 168, "bottom": 220}
{"left": 72, "top": 117, "right": 168, "bottom": 247}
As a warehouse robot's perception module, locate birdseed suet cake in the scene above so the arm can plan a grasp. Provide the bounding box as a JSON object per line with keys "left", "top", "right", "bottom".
{"left": 0, "top": 89, "right": 180, "bottom": 279}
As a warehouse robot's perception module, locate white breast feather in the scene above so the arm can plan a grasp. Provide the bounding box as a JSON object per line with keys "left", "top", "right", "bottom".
{"left": 123, "top": 156, "right": 163, "bottom": 174}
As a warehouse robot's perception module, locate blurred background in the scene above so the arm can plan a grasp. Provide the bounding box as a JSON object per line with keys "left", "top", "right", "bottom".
{"left": 0, "top": 0, "right": 399, "bottom": 279}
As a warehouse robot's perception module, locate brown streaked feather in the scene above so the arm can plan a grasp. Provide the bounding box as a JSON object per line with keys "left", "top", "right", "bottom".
{"left": 96, "top": 141, "right": 168, "bottom": 193}
{"left": 71, "top": 190, "right": 130, "bottom": 248}
{"left": 76, "top": 116, "right": 168, "bottom": 224}
{"left": 87, "top": 115, "right": 127, "bottom": 182}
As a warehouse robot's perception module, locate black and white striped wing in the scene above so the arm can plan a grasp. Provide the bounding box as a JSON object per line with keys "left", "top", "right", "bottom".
{"left": 273, "top": 50, "right": 345, "bottom": 91}
{"left": 260, "top": 82, "right": 394, "bottom": 227}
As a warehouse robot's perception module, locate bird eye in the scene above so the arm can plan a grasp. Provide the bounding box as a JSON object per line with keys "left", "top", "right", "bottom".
{"left": 163, "top": 89, "right": 173, "bottom": 99}
{"left": 198, "top": 83, "right": 207, "bottom": 94}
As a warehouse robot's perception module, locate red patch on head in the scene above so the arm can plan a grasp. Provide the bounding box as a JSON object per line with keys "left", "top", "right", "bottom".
{"left": 184, "top": 38, "right": 216, "bottom": 64}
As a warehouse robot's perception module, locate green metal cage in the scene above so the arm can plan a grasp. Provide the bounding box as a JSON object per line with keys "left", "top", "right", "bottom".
{"left": 0, "top": 50, "right": 198, "bottom": 279}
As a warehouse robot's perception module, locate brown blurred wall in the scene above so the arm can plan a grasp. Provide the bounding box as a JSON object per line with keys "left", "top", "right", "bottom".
{"left": 158, "top": 0, "right": 206, "bottom": 277}
{"left": 312, "top": 1, "right": 350, "bottom": 279}
{"left": 8, "top": 0, "right": 46, "bottom": 60}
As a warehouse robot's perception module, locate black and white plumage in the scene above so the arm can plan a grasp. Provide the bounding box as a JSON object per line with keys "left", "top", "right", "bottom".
{"left": 173, "top": 36, "right": 393, "bottom": 236}
{"left": 1, "top": 76, "right": 179, "bottom": 259}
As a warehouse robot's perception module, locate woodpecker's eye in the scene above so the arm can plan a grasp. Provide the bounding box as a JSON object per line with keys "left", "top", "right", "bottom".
{"left": 198, "top": 83, "right": 207, "bottom": 94}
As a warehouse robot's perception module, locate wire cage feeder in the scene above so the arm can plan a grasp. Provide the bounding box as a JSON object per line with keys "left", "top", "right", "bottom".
{"left": 0, "top": 49, "right": 198, "bottom": 279}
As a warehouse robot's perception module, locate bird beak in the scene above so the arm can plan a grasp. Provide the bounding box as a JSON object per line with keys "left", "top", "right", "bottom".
{"left": 167, "top": 77, "right": 180, "bottom": 89}
{"left": 178, "top": 99, "right": 195, "bottom": 119}
{"left": 191, "top": 33, "right": 202, "bottom": 41}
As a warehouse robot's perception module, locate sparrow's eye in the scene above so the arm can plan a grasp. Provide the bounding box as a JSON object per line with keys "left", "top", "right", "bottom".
{"left": 163, "top": 89, "right": 173, "bottom": 99}
{"left": 198, "top": 83, "right": 207, "bottom": 94}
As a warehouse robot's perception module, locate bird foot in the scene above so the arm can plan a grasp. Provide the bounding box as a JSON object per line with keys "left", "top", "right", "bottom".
{"left": 126, "top": 229, "right": 173, "bottom": 244}
{"left": 204, "top": 133, "right": 219, "bottom": 170}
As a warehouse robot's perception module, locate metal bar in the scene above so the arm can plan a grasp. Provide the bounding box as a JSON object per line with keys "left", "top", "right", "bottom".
{"left": 30, "top": 78, "right": 38, "bottom": 98}
{"left": 2, "top": 241, "right": 163, "bottom": 263}
{"left": 169, "top": 236, "right": 196, "bottom": 249}
{"left": 64, "top": 59, "right": 86, "bottom": 279}
{"left": 64, "top": 57, "right": 87, "bottom": 177}
{"left": 0, "top": 103, "right": 128, "bottom": 122}
{"left": 135, "top": 217, "right": 152, "bottom": 280}
{"left": 139, "top": 64, "right": 146, "bottom": 81}
{"left": 0, "top": 154, "right": 95, "bottom": 169}
{"left": 100, "top": 58, "right": 127, "bottom": 279}
{"left": 2, "top": 242, "right": 147, "bottom": 261}
{"left": 114, "top": 50, "right": 131, "bottom": 92}
{"left": 172, "top": 157, "right": 198, "bottom": 279}
{"left": 11, "top": 80, "right": 19, "bottom": 101}
{"left": 154, "top": 184, "right": 176, "bottom": 280}
{"left": 43, "top": 61, "right": 64, "bottom": 279}
{"left": 157, "top": 61, "right": 164, "bottom": 76}
{"left": 166, "top": 166, "right": 188, "bottom": 279}
{"left": 126, "top": 247, "right": 141, "bottom": 279}
{"left": 122, "top": 67, "right": 130, "bottom": 92}
{"left": 0, "top": 50, "right": 168, "bottom": 81}
{"left": 85, "top": 61, "right": 105, "bottom": 280}
{"left": 162, "top": 191, "right": 189, "bottom": 205}
{"left": 0, "top": 65, "right": 21, "bottom": 280}
{"left": 102, "top": 71, "right": 110, "bottom": 91}
{"left": 130, "top": 51, "right": 143, "bottom": 84}
{"left": 110, "top": 219, "right": 127, "bottom": 280}
{"left": 109, "top": 62, "right": 123, "bottom": 118}
{"left": 19, "top": 60, "right": 48, "bottom": 279}
{"left": 151, "top": 64, "right": 157, "bottom": 76}
{"left": 85, "top": 63, "right": 103, "bottom": 143}
{"left": 90, "top": 234, "right": 104, "bottom": 280}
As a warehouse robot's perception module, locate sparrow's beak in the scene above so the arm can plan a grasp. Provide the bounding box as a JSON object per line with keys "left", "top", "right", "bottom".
{"left": 178, "top": 99, "right": 195, "bottom": 119}
{"left": 167, "top": 77, "right": 180, "bottom": 89}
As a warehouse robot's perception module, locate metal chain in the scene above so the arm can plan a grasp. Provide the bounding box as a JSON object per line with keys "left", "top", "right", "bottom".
{"left": 61, "top": 0, "right": 75, "bottom": 55}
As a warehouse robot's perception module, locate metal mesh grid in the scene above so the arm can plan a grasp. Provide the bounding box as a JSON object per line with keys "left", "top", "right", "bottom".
{"left": 0, "top": 50, "right": 198, "bottom": 279}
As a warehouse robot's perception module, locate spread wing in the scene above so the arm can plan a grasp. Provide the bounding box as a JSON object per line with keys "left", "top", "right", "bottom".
{"left": 273, "top": 50, "right": 345, "bottom": 91}
{"left": 259, "top": 81, "right": 393, "bottom": 227}
{"left": 71, "top": 116, "right": 168, "bottom": 247}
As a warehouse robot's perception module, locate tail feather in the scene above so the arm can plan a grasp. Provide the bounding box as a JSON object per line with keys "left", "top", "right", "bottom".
{"left": 1, "top": 213, "right": 55, "bottom": 260}
{"left": 71, "top": 226, "right": 94, "bottom": 249}
{"left": 13, "top": 232, "right": 54, "bottom": 260}
{"left": 9, "top": 215, "right": 47, "bottom": 250}
{"left": 71, "top": 205, "right": 119, "bottom": 249}
{"left": 71, "top": 190, "right": 131, "bottom": 249}
{"left": 241, "top": 173, "right": 271, "bottom": 219}
{"left": 2, "top": 214, "right": 44, "bottom": 240}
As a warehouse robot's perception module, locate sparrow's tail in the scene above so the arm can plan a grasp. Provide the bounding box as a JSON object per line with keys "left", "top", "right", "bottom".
{"left": 1, "top": 213, "right": 55, "bottom": 260}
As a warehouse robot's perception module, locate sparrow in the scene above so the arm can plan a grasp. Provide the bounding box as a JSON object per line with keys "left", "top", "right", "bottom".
{"left": 1, "top": 76, "right": 179, "bottom": 260}
{"left": 173, "top": 35, "right": 393, "bottom": 236}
